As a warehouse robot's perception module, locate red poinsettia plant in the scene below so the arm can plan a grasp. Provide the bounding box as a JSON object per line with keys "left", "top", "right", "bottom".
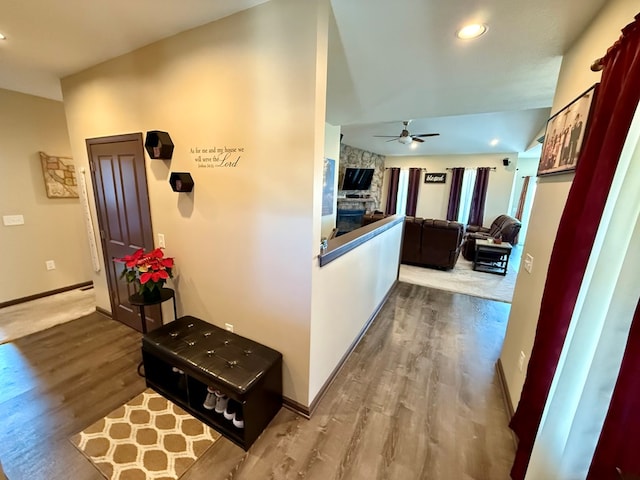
{"left": 114, "top": 247, "right": 174, "bottom": 296}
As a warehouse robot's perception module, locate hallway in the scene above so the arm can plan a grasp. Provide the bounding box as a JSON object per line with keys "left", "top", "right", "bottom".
{"left": 0, "top": 282, "right": 515, "bottom": 479}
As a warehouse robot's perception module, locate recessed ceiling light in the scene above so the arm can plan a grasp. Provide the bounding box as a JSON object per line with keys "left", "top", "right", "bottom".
{"left": 456, "top": 24, "right": 487, "bottom": 40}
{"left": 0, "top": 33, "right": 6, "bottom": 41}
{"left": 490, "top": 138, "right": 499, "bottom": 146}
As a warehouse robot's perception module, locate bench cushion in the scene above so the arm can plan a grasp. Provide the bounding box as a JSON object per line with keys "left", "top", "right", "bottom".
{"left": 142, "top": 316, "right": 282, "bottom": 395}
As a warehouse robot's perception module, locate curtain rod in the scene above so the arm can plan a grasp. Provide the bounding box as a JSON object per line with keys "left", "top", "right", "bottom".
{"left": 384, "top": 167, "right": 429, "bottom": 170}
{"left": 384, "top": 167, "right": 496, "bottom": 171}
{"left": 445, "top": 167, "right": 496, "bottom": 171}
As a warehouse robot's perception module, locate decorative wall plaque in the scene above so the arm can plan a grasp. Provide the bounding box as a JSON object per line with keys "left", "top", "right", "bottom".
{"left": 424, "top": 172, "right": 447, "bottom": 184}
{"left": 40, "top": 151, "right": 79, "bottom": 198}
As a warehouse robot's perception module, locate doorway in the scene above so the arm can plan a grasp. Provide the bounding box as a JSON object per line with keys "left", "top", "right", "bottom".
{"left": 86, "top": 133, "right": 162, "bottom": 332}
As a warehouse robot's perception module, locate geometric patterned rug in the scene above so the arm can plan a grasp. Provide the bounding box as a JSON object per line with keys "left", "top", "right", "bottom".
{"left": 71, "top": 389, "right": 221, "bottom": 480}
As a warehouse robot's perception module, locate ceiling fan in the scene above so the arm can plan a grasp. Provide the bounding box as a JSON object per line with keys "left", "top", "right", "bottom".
{"left": 374, "top": 120, "right": 440, "bottom": 145}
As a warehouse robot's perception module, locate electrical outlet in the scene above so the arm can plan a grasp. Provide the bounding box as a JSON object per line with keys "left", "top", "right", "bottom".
{"left": 524, "top": 254, "right": 534, "bottom": 274}
{"left": 46, "top": 260, "right": 56, "bottom": 270}
{"left": 158, "top": 233, "right": 166, "bottom": 248}
{"left": 518, "top": 351, "right": 526, "bottom": 372}
{"left": 225, "top": 323, "right": 234, "bottom": 333}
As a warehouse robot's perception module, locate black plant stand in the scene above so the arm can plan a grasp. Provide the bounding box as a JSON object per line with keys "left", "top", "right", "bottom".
{"left": 129, "top": 287, "right": 177, "bottom": 333}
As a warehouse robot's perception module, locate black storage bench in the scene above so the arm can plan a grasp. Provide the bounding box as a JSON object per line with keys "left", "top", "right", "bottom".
{"left": 141, "top": 315, "right": 283, "bottom": 450}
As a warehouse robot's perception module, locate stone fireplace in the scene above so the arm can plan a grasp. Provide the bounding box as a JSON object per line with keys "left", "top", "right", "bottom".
{"left": 336, "top": 209, "right": 366, "bottom": 235}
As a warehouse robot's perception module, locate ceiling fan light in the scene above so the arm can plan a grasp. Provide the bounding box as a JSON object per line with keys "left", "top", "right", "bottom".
{"left": 398, "top": 136, "right": 413, "bottom": 144}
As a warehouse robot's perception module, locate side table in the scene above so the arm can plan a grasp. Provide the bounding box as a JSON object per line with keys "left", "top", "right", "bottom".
{"left": 129, "top": 287, "right": 178, "bottom": 333}
{"left": 473, "top": 239, "right": 513, "bottom": 275}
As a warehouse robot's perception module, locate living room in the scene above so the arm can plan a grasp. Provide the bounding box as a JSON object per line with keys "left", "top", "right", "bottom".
{"left": 1, "top": 0, "right": 639, "bottom": 479}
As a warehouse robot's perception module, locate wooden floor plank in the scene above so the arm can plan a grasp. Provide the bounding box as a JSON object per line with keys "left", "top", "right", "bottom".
{"left": 0, "top": 282, "right": 516, "bottom": 479}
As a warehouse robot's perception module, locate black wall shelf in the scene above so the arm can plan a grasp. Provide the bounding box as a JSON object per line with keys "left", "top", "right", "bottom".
{"left": 169, "top": 172, "right": 194, "bottom": 192}
{"left": 145, "top": 131, "right": 174, "bottom": 160}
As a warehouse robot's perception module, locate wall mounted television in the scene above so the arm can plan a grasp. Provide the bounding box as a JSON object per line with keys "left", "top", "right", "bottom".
{"left": 341, "top": 167, "right": 374, "bottom": 190}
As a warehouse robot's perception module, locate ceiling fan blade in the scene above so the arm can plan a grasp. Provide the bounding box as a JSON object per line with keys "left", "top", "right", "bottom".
{"left": 414, "top": 133, "right": 440, "bottom": 138}
{"left": 374, "top": 135, "right": 400, "bottom": 138}
{"left": 385, "top": 138, "right": 400, "bottom": 142}
{"left": 412, "top": 137, "right": 424, "bottom": 143}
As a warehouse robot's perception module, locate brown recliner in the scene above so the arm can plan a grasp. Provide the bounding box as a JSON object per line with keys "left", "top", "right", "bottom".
{"left": 401, "top": 217, "right": 465, "bottom": 270}
{"left": 401, "top": 217, "right": 424, "bottom": 265}
{"left": 462, "top": 214, "right": 522, "bottom": 260}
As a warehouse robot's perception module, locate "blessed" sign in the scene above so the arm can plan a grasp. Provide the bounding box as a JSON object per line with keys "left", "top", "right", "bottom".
{"left": 424, "top": 172, "right": 447, "bottom": 183}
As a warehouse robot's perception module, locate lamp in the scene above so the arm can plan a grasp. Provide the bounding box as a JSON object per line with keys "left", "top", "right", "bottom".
{"left": 398, "top": 136, "right": 413, "bottom": 145}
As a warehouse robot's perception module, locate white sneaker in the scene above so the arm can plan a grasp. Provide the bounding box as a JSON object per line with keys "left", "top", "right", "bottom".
{"left": 232, "top": 408, "right": 244, "bottom": 429}
{"left": 203, "top": 392, "right": 216, "bottom": 410}
{"left": 223, "top": 400, "right": 236, "bottom": 421}
{"left": 214, "top": 392, "right": 229, "bottom": 414}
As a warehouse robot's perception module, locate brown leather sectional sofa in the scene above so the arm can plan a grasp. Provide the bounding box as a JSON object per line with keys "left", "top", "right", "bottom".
{"left": 401, "top": 217, "right": 465, "bottom": 270}
{"left": 361, "top": 212, "right": 388, "bottom": 226}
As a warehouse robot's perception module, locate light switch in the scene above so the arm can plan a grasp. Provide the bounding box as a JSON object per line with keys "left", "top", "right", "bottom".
{"left": 524, "top": 254, "right": 534, "bottom": 274}
{"left": 3, "top": 214, "right": 25, "bottom": 226}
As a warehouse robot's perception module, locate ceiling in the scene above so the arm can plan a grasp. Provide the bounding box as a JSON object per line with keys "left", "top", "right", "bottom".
{"left": 1, "top": 0, "right": 609, "bottom": 157}
{"left": 0, "top": 0, "right": 271, "bottom": 99}
{"left": 328, "top": 0, "right": 609, "bottom": 157}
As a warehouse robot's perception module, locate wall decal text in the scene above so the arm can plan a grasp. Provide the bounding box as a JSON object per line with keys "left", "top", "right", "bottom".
{"left": 190, "top": 146, "right": 244, "bottom": 168}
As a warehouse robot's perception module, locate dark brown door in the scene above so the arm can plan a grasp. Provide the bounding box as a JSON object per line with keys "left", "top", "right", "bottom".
{"left": 86, "top": 133, "right": 162, "bottom": 332}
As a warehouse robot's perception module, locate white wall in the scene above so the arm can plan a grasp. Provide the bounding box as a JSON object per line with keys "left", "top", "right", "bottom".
{"left": 500, "top": 0, "right": 639, "bottom": 410}
{"left": 62, "top": 0, "right": 329, "bottom": 406}
{"left": 384, "top": 153, "right": 517, "bottom": 226}
{"left": 0, "top": 89, "right": 92, "bottom": 302}
{"left": 309, "top": 221, "right": 403, "bottom": 402}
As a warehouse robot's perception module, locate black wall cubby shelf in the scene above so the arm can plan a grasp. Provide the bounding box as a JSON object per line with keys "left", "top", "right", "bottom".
{"left": 169, "top": 172, "right": 194, "bottom": 192}
{"left": 145, "top": 130, "right": 174, "bottom": 160}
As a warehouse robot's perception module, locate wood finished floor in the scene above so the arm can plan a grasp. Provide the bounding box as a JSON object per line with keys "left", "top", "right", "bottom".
{"left": 0, "top": 282, "right": 515, "bottom": 479}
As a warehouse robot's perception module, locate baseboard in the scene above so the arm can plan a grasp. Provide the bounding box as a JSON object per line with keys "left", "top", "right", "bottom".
{"left": 495, "top": 358, "right": 514, "bottom": 418}
{"left": 286, "top": 280, "right": 398, "bottom": 419}
{"left": 496, "top": 359, "right": 520, "bottom": 448}
{"left": 0, "top": 281, "right": 93, "bottom": 309}
{"left": 96, "top": 306, "right": 112, "bottom": 318}
{"left": 282, "top": 397, "right": 311, "bottom": 419}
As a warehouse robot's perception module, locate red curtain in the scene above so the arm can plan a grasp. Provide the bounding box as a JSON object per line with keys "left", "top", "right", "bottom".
{"left": 405, "top": 168, "right": 421, "bottom": 217}
{"left": 467, "top": 167, "right": 490, "bottom": 226}
{"left": 446, "top": 167, "right": 465, "bottom": 221}
{"left": 588, "top": 299, "right": 640, "bottom": 479}
{"left": 510, "top": 14, "right": 640, "bottom": 480}
{"left": 385, "top": 168, "right": 400, "bottom": 214}
{"left": 515, "top": 176, "right": 530, "bottom": 221}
